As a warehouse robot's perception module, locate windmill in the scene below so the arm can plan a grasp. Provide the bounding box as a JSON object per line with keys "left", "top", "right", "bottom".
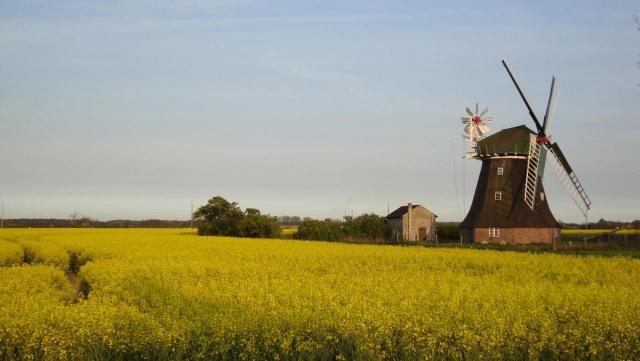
{"left": 459, "top": 60, "right": 592, "bottom": 245}
{"left": 460, "top": 103, "right": 492, "bottom": 158}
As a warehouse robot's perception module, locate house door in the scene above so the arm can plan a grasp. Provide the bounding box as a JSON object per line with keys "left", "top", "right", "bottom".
{"left": 418, "top": 227, "right": 427, "bottom": 240}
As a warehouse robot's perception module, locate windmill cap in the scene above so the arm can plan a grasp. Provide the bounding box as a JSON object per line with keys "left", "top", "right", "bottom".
{"left": 475, "top": 125, "right": 536, "bottom": 157}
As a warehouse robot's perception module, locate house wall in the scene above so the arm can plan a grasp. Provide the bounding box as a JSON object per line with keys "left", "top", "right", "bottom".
{"left": 467, "top": 227, "right": 559, "bottom": 244}
{"left": 402, "top": 207, "right": 436, "bottom": 241}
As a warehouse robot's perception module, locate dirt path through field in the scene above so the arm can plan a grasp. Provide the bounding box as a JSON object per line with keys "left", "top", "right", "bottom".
{"left": 66, "top": 271, "right": 83, "bottom": 303}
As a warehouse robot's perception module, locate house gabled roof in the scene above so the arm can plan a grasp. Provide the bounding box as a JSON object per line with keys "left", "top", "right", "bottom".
{"left": 386, "top": 205, "right": 437, "bottom": 219}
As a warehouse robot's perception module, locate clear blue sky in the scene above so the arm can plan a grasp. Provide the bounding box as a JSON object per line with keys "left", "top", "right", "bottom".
{"left": 1, "top": 0, "right": 638, "bottom": 222}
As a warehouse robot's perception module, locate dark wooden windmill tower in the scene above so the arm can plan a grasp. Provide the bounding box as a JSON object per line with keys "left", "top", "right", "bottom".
{"left": 459, "top": 60, "right": 592, "bottom": 245}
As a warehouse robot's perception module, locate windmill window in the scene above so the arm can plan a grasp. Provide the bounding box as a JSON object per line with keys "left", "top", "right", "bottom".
{"left": 495, "top": 192, "right": 502, "bottom": 200}
{"left": 489, "top": 228, "right": 500, "bottom": 237}
{"left": 497, "top": 167, "right": 504, "bottom": 175}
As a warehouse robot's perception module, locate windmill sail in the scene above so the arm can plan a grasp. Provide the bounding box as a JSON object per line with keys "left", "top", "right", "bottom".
{"left": 550, "top": 143, "right": 572, "bottom": 173}
{"left": 521, "top": 76, "right": 557, "bottom": 211}
{"left": 501, "top": 59, "right": 543, "bottom": 133}
{"left": 548, "top": 143, "right": 591, "bottom": 216}
{"left": 524, "top": 140, "right": 542, "bottom": 210}
{"left": 502, "top": 59, "right": 591, "bottom": 215}
{"left": 542, "top": 77, "right": 558, "bottom": 137}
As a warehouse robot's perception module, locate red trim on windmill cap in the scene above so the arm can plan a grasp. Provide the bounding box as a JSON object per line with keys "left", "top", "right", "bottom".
{"left": 472, "top": 116, "right": 481, "bottom": 124}
{"left": 536, "top": 134, "right": 550, "bottom": 144}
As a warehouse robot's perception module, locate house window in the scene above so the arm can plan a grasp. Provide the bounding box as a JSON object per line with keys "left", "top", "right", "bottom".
{"left": 495, "top": 191, "right": 502, "bottom": 200}
{"left": 489, "top": 228, "right": 500, "bottom": 237}
{"left": 497, "top": 167, "right": 504, "bottom": 175}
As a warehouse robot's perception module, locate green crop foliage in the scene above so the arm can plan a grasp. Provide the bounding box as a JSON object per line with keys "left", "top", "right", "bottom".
{"left": 0, "top": 228, "right": 639, "bottom": 360}
{"left": 0, "top": 240, "right": 23, "bottom": 266}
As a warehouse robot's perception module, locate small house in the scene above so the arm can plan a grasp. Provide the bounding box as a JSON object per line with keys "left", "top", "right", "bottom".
{"left": 386, "top": 203, "right": 437, "bottom": 241}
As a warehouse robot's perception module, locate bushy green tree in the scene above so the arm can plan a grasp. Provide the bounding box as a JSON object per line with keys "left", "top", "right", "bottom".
{"left": 341, "top": 216, "right": 360, "bottom": 238}
{"left": 356, "top": 214, "right": 387, "bottom": 241}
{"left": 343, "top": 214, "right": 387, "bottom": 242}
{"left": 194, "top": 197, "right": 281, "bottom": 238}
{"left": 193, "top": 196, "right": 243, "bottom": 236}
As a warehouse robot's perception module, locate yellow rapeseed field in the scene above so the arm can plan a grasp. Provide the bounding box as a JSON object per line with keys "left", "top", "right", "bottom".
{"left": 0, "top": 228, "right": 639, "bottom": 360}
{"left": 280, "top": 228, "right": 298, "bottom": 237}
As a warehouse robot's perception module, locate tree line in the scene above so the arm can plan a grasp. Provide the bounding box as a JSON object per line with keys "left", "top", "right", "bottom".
{"left": 1, "top": 218, "right": 192, "bottom": 228}
{"left": 5, "top": 196, "right": 638, "bottom": 244}
{"left": 560, "top": 219, "right": 640, "bottom": 230}
{"left": 195, "top": 196, "right": 466, "bottom": 243}
{"left": 194, "top": 196, "right": 391, "bottom": 242}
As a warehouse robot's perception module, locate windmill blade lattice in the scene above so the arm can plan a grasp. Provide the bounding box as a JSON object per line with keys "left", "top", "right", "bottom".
{"left": 501, "top": 58, "right": 591, "bottom": 216}
{"left": 548, "top": 144, "right": 591, "bottom": 216}
{"left": 461, "top": 102, "right": 492, "bottom": 138}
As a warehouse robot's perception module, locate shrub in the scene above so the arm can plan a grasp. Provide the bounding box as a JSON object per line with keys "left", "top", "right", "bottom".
{"left": 238, "top": 209, "right": 281, "bottom": 238}
{"left": 296, "top": 215, "right": 388, "bottom": 243}
{"left": 343, "top": 214, "right": 387, "bottom": 242}
{"left": 436, "top": 223, "right": 460, "bottom": 241}
{"left": 295, "top": 220, "right": 344, "bottom": 242}
{"left": 0, "top": 240, "right": 23, "bottom": 266}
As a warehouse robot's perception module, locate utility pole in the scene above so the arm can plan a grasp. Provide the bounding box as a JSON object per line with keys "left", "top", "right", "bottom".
{"left": 190, "top": 203, "right": 194, "bottom": 229}
{"left": 0, "top": 202, "right": 4, "bottom": 229}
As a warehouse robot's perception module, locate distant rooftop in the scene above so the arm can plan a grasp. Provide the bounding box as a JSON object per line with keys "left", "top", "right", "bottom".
{"left": 386, "top": 205, "right": 437, "bottom": 219}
